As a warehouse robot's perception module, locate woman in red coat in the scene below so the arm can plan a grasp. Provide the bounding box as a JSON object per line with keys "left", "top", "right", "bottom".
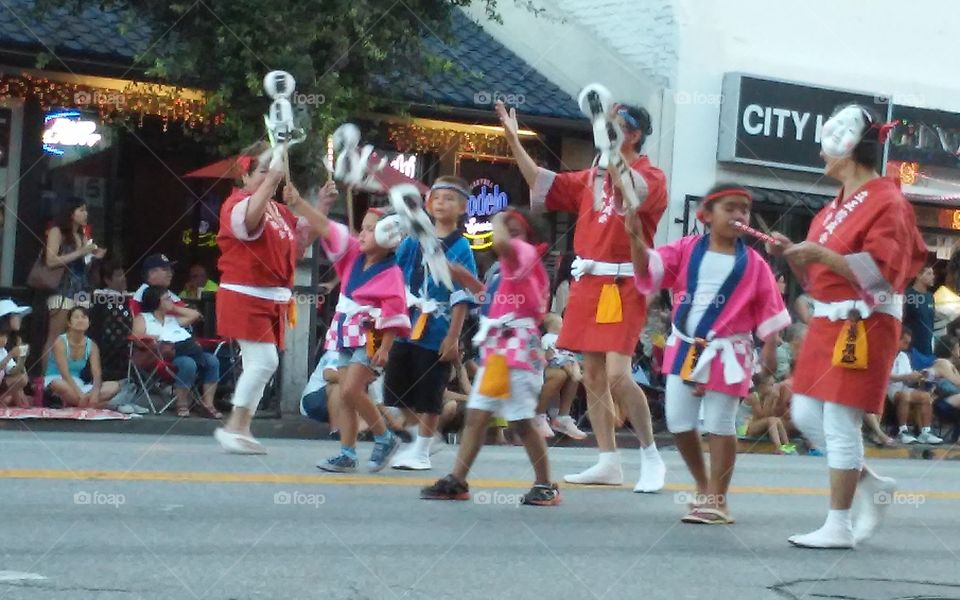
{"left": 214, "top": 142, "right": 336, "bottom": 454}
{"left": 769, "top": 104, "right": 926, "bottom": 549}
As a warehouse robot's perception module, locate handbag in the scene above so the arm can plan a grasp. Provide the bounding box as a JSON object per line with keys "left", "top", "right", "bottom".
{"left": 26, "top": 249, "right": 64, "bottom": 291}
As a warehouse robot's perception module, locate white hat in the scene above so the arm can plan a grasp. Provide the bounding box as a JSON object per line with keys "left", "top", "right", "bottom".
{"left": 0, "top": 299, "right": 32, "bottom": 318}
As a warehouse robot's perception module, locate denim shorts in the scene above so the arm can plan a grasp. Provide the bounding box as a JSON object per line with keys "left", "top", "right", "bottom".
{"left": 333, "top": 347, "right": 376, "bottom": 372}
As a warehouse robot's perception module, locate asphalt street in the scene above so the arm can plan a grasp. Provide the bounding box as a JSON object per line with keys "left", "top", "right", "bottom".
{"left": 1, "top": 430, "right": 959, "bottom": 600}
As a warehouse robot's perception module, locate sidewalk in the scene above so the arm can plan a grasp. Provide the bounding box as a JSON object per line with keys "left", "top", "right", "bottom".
{"left": 2, "top": 415, "right": 956, "bottom": 459}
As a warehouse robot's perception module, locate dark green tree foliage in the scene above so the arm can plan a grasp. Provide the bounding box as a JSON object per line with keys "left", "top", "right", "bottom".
{"left": 34, "top": 0, "right": 501, "bottom": 177}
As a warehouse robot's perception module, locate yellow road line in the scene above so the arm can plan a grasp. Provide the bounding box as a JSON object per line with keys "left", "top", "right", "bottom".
{"left": 2, "top": 469, "right": 960, "bottom": 499}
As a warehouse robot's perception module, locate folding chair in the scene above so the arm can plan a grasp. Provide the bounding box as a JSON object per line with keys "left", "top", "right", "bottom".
{"left": 127, "top": 334, "right": 178, "bottom": 414}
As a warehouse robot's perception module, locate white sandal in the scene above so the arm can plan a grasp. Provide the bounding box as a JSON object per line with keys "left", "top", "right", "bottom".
{"left": 214, "top": 428, "right": 267, "bottom": 455}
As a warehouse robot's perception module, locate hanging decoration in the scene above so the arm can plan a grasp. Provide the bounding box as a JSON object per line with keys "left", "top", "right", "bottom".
{"left": 388, "top": 122, "right": 532, "bottom": 157}
{"left": 0, "top": 72, "right": 221, "bottom": 130}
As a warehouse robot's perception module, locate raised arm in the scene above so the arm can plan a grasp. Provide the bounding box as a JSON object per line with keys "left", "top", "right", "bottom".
{"left": 495, "top": 101, "right": 539, "bottom": 189}
{"left": 285, "top": 180, "right": 336, "bottom": 241}
{"left": 244, "top": 150, "right": 285, "bottom": 233}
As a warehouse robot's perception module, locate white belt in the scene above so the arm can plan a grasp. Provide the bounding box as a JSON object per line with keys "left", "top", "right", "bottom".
{"left": 571, "top": 257, "right": 634, "bottom": 281}
{"left": 335, "top": 295, "right": 381, "bottom": 320}
{"left": 221, "top": 283, "right": 292, "bottom": 302}
{"left": 473, "top": 314, "right": 537, "bottom": 346}
{"left": 811, "top": 295, "right": 902, "bottom": 322}
{"left": 670, "top": 325, "right": 752, "bottom": 385}
{"left": 406, "top": 289, "right": 446, "bottom": 315}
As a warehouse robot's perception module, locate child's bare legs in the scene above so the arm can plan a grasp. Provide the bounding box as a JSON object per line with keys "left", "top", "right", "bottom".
{"left": 562, "top": 361, "right": 582, "bottom": 382}
{"left": 0, "top": 373, "right": 29, "bottom": 408}
{"left": 557, "top": 377, "right": 579, "bottom": 417}
{"left": 339, "top": 364, "right": 384, "bottom": 448}
{"left": 537, "top": 367, "right": 567, "bottom": 414}
{"left": 451, "top": 408, "right": 493, "bottom": 481}
{"left": 327, "top": 382, "right": 341, "bottom": 431}
{"left": 510, "top": 419, "right": 551, "bottom": 483}
{"left": 746, "top": 416, "right": 787, "bottom": 451}
{"left": 674, "top": 430, "right": 709, "bottom": 502}
{"left": 706, "top": 434, "right": 737, "bottom": 512}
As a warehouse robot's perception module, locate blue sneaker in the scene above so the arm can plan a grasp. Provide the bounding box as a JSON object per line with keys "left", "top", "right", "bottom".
{"left": 807, "top": 448, "right": 824, "bottom": 457}
{"left": 368, "top": 433, "right": 400, "bottom": 473}
{"left": 317, "top": 453, "right": 357, "bottom": 473}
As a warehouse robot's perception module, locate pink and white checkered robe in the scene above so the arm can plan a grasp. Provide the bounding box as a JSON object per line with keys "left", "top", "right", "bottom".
{"left": 321, "top": 222, "right": 411, "bottom": 351}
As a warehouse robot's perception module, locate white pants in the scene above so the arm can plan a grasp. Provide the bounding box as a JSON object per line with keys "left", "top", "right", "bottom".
{"left": 665, "top": 375, "right": 739, "bottom": 436}
{"left": 467, "top": 367, "right": 540, "bottom": 422}
{"left": 791, "top": 393, "right": 864, "bottom": 470}
{"left": 232, "top": 340, "right": 279, "bottom": 413}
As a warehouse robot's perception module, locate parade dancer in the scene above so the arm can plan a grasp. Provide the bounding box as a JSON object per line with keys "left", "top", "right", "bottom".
{"left": 767, "top": 104, "right": 926, "bottom": 548}
{"left": 314, "top": 205, "right": 412, "bottom": 473}
{"left": 386, "top": 176, "right": 478, "bottom": 471}
{"left": 214, "top": 143, "right": 336, "bottom": 454}
{"left": 628, "top": 184, "right": 790, "bottom": 523}
{"left": 496, "top": 98, "right": 669, "bottom": 491}
{"left": 420, "top": 211, "right": 559, "bottom": 505}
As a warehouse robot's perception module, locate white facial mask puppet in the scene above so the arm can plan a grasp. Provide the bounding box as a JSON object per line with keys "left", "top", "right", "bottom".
{"left": 821, "top": 105, "right": 869, "bottom": 159}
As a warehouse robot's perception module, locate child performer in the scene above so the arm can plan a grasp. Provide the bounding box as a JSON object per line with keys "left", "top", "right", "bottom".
{"left": 627, "top": 184, "right": 790, "bottom": 524}
{"left": 421, "top": 210, "right": 560, "bottom": 505}
{"left": 385, "top": 176, "right": 477, "bottom": 471}
{"left": 309, "top": 201, "right": 412, "bottom": 473}
{"left": 214, "top": 143, "right": 336, "bottom": 454}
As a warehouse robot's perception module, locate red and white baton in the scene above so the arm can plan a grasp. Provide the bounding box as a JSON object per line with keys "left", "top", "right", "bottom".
{"left": 731, "top": 220, "right": 782, "bottom": 246}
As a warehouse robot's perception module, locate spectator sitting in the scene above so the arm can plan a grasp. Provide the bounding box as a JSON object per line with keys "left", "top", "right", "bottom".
{"left": 95, "top": 260, "right": 130, "bottom": 298}
{"left": 930, "top": 335, "right": 960, "bottom": 440}
{"left": 0, "top": 300, "right": 32, "bottom": 408}
{"left": 130, "top": 254, "right": 195, "bottom": 318}
{"left": 888, "top": 330, "right": 941, "bottom": 445}
{"left": 44, "top": 307, "right": 121, "bottom": 409}
{"left": 132, "top": 285, "right": 221, "bottom": 418}
{"left": 301, "top": 350, "right": 342, "bottom": 432}
{"left": 535, "top": 312, "right": 586, "bottom": 439}
{"left": 180, "top": 264, "right": 219, "bottom": 300}
{"left": 743, "top": 374, "right": 797, "bottom": 454}
{"left": 439, "top": 344, "right": 473, "bottom": 436}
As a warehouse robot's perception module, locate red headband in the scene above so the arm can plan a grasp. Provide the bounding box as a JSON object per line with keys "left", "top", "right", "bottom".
{"left": 504, "top": 210, "right": 548, "bottom": 256}
{"left": 697, "top": 188, "right": 752, "bottom": 223}
{"left": 236, "top": 155, "right": 254, "bottom": 174}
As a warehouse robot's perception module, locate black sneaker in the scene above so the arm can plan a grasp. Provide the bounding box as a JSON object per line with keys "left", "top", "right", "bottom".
{"left": 522, "top": 483, "right": 561, "bottom": 506}
{"left": 421, "top": 474, "right": 470, "bottom": 501}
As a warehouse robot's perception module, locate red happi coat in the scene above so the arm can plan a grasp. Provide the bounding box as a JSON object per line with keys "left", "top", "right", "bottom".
{"left": 792, "top": 177, "right": 926, "bottom": 412}
{"left": 532, "top": 156, "right": 668, "bottom": 355}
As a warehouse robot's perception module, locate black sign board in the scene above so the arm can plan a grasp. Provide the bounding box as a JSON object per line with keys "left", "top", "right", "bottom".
{"left": 718, "top": 73, "right": 891, "bottom": 173}
{"left": 889, "top": 105, "right": 960, "bottom": 170}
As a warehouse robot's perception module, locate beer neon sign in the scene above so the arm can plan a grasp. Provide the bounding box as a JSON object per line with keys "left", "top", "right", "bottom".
{"left": 463, "top": 178, "right": 509, "bottom": 250}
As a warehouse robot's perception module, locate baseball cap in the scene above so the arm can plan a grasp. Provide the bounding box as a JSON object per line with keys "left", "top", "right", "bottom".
{"left": 142, "top": 254, "right": 176, "bottom": 275}
{"left": 0, "top": 299, "right": 33, "bottom": 318}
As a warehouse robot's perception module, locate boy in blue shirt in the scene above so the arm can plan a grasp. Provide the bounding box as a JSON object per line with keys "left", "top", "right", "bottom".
{"left": 386, "top": 176, "right": 477, "bottom": 470}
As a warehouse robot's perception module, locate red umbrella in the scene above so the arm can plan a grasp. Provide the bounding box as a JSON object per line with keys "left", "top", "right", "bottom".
{"left": 184, "top": 156, "right": 246, "bottom": 179}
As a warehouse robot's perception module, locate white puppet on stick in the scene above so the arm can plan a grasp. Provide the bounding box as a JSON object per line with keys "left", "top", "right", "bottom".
{"left": 330, "top": 122, "right": 453, "bottom": 291}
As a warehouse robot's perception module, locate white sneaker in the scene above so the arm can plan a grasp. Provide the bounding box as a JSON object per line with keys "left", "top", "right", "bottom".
{"left": 917, "top": 431, "right": 943, "bottom": 445}
{"left": 533, "top": 414, "right": 555, "bottom": 438}
{"left": 788, "top": 523, "right": 855, "bottom": 549}
{"left": 429, "top": 434, "right": 445, "bottom": 456}
{"left": 898, "top": 430, "right": 918, "bottom": 444}
{"left": 634, "top": 451, "right": 667, "bottom": 493}
{"left": 391, "top": 454, "right": 431, "bottom": 471}
{"left": 564, "top": 453, "right": 623, "bottom": 485}
{"left": 131, "top": 404, "right": 149, "bottom": 415}
{"left": 853, "top": 470, "right": 897, "bottom": 544}
{"left": 551, "top": 416, "right": 587, "bottom": 440}
{"left": 115, "top": 404, "right": 137, "bottom": 415}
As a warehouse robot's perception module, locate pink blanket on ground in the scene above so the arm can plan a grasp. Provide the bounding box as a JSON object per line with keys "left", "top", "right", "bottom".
{"left": 0, "top": 407, "right": 130, "bottom": 420}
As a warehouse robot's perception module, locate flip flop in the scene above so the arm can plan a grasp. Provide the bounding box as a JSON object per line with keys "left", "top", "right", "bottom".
{"left": 681, "top": 507, "right": 735, "bottom": 525}
{"left": 214, "top": 428, "right": 267, "bottom": 455}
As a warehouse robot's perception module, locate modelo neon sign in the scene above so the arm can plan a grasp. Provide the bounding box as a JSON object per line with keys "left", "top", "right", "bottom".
{"left": 43, "top": 111, "right": 102, "bottom": 156}
{"left": 464, "top": 178, "right": 509, "bottom": 250}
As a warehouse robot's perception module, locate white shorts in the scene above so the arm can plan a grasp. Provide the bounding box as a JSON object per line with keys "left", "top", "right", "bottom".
{"left": 44, "top": 376, "right": 93, "bottom": 394}
{"left": 664, "top": 375, "right": 740, "bottom": 436}
{"left": 886, "top": 382, "right": 905, "bottom": 401}
{"left": 47, "top": 295, "right": 92, "bottom": 311}
{"left": 466, "top": 367, "right": 541, "bottom": 422}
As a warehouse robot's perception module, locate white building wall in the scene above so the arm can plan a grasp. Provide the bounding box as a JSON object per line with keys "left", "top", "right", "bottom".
{"left": 467, "top": 0, "right": 960, "bottom": 241}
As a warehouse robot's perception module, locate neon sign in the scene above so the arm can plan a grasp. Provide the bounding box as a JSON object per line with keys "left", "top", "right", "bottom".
{"left": 463, "top": 178, "right": 510, "bottom": 250}
{"left": 43, "top": 111, "right": 102, "bottom": 155}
